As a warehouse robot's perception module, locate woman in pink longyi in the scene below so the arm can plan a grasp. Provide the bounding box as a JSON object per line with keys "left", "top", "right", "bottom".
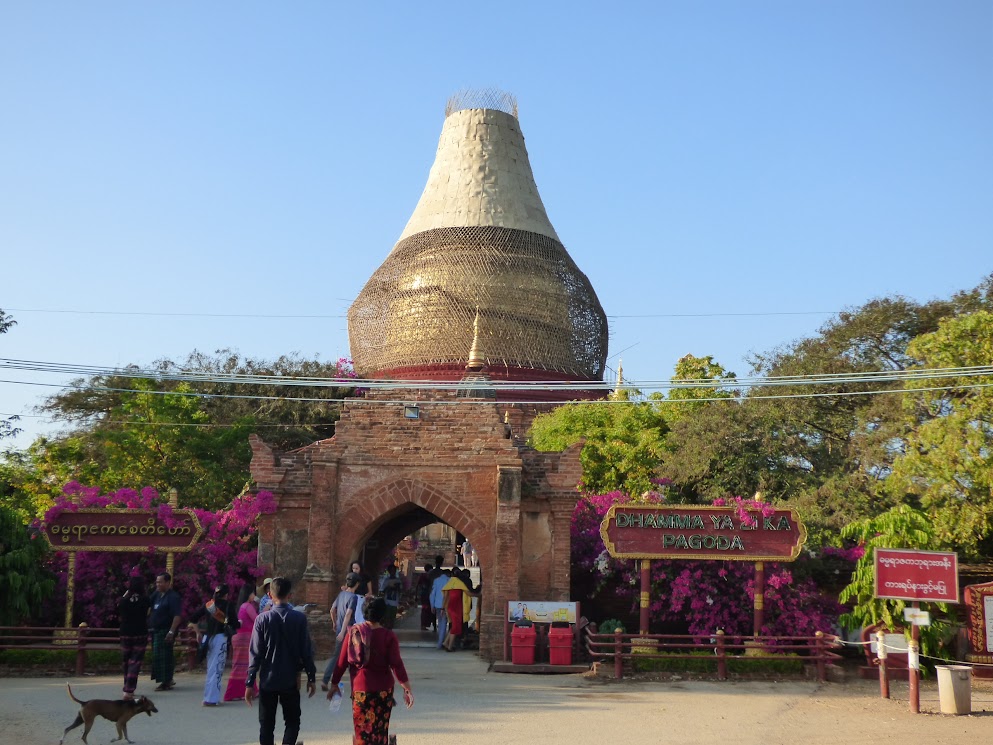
{"left": 223, "top": 583, "right": 258, "bottom": 701}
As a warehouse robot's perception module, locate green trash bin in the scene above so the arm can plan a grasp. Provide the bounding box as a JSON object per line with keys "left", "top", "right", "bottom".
{"left": 935, "top": 665, "right": 971, "bottom": 715}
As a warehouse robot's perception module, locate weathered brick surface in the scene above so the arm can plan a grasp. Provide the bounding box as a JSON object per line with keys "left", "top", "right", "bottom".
{"left": 249, "top": 390, "right": 580, "bottom": 661}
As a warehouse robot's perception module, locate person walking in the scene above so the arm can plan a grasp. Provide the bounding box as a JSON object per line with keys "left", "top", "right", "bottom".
{"left": 349, "top": 561, "right": 373, "bottom": 623}
{"left": 430, "top": 567, "right": 451, "bottom": 650}
{"left": 415, "top": 562, "right": 435, "bottom": 631}
{"left": 442, "top": 569, "right": 472, "bottom": 651}
{"left": 188, "top": 583, "right": 237, "bottom": 706}
{"left": 118, "top": 576, "right": 150, "bottom": 700}
{"left": 327, "top": 597, "right": 414, "bottom": 745}
{"left": 149, "top": 572, "right": 182, "bottom": 691}
{"left": 380, "top": 564, "right": 402, "bottom": 629}
{"left": 224, "top": 583, "right": 259, "bottom": 702}
{"left": 245, "top": 577, "right": 317, "bottom": 745}
{"left": 321, "top": 572, "right": 361, "bottom": 691}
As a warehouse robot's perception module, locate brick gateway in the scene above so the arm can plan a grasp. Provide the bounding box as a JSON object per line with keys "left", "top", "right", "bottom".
{"left": 249, "top": 388, "right": 583, "bottom": 661}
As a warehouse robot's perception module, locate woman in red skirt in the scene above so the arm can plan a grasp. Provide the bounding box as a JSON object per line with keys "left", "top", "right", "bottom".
{"left": 442, "top": 569, "right": 472, "bottom": 651}
{"left": 328, "top": 597, "right": 414, "bottom": 745}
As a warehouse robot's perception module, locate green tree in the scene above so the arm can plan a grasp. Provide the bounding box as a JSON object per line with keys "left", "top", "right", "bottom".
{"left": 743, "top": 278, "right": 989, "bottom": 545}
{"left": 528, "top": 355, "right": 735, "bottom": 498}
{"left": 660, "top": 398, "right": 817, "bottom": 506}
{"left": 1, "top": 351, "right": 357, "bottom": 515}
{"left": 0, "top": 310, "right": 20, "bottom": 443}
{"left": 886, "top": 311, "right": 993, "bottom": 558}
{"left": 662, "top": 354, "right": 737, "bottom": 418}
{"left": 651, "top": 356, "right": 809, "bottom": 505}
{"left": 528, "top": 399, "right": 669, "bottom": 497}
{"left": 0, "top": 504, "right": 56, "bottom": 625}
{"left": 40, "top": 350, "right": 355, "bottom": 452}
{"left": 839, "top": 505, "right": 955, "bottom": 658}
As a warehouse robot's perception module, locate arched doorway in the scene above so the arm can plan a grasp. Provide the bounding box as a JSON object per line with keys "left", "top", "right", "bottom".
{"left": 249, "top": 392, "right": 583, "bottom": 661}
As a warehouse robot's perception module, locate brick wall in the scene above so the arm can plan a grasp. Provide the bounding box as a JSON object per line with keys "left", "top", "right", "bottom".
{"left": 249, "top": 389, "right": 581, "bottom": 661}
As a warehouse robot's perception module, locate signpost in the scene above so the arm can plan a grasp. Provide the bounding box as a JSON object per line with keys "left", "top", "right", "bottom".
{"left": 872, "top": 548, "right": 959, "bottom": 713}
{"left": 43, "top": 489, "right": 203, "bottom": 629}
{"left": 599, "top": 505, "right": 806, "bottom": 636}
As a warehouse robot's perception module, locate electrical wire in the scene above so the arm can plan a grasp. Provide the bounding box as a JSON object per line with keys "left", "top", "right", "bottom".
{"left": 5, "top": 306, "right": 840, "bottom": 320}
{"left": 2, "top": 357, "right": 990, "bottom": 434}
{"left": 0, "top": 412, "right": 333, "bottom": 429}
{"left": 2, "top": 357, "right": 992, "bottom": 393}
{"left": 2, "top": 377, "right": 991, "bottom": 407}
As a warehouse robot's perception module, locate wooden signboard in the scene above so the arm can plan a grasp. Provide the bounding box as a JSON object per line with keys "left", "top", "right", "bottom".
{"left": 965, "top": 581, "right": 993, "bottom": 667}
{"left": 43, "top": 508, "right": 203, "bottom": 552}
{"left": 599, "top": 505, "right": 805, "bottom": 561}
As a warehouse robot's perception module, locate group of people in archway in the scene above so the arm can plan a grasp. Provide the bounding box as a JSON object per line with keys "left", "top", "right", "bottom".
{"left": 414, "top": 556, "right": 479, "bottom": 652}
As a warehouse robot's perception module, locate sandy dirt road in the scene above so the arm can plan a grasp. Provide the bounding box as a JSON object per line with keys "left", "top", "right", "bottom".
{"left": 6, "top": 645, "right": 992, "bottom": 745}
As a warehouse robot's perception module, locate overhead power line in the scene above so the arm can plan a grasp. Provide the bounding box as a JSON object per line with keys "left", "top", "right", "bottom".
{"left": 2, "top": 357, "right": 992, "bottom": 393}
{"left": 4, "top": 306, "right": 839, "bottom": 321}
{"left": 1, "top": 377, "right": 991, "bottom": 410}
{"left": 0, "top": 412, "right": 336, "bottom": 429}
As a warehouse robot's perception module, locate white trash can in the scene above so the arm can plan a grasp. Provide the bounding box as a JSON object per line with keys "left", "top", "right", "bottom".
{"left": 935, "top": 665, "right": 972, "bottom": 715}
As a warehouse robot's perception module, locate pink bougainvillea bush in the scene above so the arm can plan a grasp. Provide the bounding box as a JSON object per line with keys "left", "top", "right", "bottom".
{"left": 572, "top": 490, "right": 852, "bottom": 637}
{"left": 38, "top": 482, "right": 276, "bottom": 627}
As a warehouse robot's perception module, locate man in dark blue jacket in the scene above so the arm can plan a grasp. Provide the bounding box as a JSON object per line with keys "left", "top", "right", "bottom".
{"left": 149, "top": 572, "right": 182, "bottom": 691}
{"left": 245, "top": 577, "right": 317, "bottom": 745}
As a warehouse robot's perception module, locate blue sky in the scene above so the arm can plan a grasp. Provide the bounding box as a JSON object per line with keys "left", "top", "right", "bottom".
{"left": 1, "top": 2, "right": 991, "bottom": 448}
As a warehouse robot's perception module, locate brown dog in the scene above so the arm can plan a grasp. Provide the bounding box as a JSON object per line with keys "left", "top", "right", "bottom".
{"left": 60, "top": 683, "right": 158, "bottom": 744}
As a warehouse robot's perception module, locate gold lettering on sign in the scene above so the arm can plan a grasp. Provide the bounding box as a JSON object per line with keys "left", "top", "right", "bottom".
{"left": 46, "top": 516, "right": 195, "bottom": 546}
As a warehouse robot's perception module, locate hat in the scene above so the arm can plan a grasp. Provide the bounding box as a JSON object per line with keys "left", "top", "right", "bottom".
{"left": 345, "top": 572, "right": 361, "bottom": 587}
{"left": 262, "top": 577, "right": 273, "bottom": 587}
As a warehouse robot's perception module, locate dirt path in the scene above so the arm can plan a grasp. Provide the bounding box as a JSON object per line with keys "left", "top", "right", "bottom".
{"left": 6, "top": 648, "right": 992, "bottom": 745}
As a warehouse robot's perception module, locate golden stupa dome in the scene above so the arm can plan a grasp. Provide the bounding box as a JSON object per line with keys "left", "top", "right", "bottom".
{"left": 347, "top": 91, "right": 607, "bottom": 386}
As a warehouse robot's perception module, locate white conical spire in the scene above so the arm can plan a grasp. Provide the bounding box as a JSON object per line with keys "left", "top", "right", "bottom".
{"left": 397, "top": 104, "right": 559, "bottom": 243}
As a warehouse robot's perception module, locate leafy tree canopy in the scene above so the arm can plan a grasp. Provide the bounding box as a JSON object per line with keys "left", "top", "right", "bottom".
{"left": 0, "top": 504, "right": 56, "bottom": 625}
{"left": 534, "top": 274, "right": 993, "bottom": 556}
{"left": 529, "top": 354, "right": 736, "bottom": 498}
{"left": 664, "top": 275, "right": 993, "bottom": 547}
{"left": 1, "top": 350, "right": 357, "bottom": 515}
{"left": 0, "top": 310, "right": 20, "bottom": 443}
{"left": 839, "top": 504, "right": 956, "bottom": 657}
{"left": 528, "top": 398, "right": 669, "bottom": 497}
{"left": 886, "top": 311, "right": 993, "bottom": 558}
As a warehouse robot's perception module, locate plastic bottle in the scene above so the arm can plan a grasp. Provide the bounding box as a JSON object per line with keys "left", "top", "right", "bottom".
{"left": 328, "top": 682, "right": 345, "bottom": 714}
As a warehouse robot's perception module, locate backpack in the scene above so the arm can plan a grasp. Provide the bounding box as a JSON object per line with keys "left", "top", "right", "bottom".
{"left": 347, "top": 622, "right": 372, "bottom": 667}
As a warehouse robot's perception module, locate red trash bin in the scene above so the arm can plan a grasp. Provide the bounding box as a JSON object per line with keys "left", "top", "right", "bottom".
{"left": 548, "top": 624, "right": 573, "bottom": 665}
{"left": 511, "top": 624, "right": 536, "bottom": 665}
